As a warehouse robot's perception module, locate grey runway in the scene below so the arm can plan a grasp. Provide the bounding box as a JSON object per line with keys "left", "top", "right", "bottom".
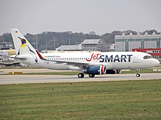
{"left": 0, "top": 73, "right": 161, "bottom": 84}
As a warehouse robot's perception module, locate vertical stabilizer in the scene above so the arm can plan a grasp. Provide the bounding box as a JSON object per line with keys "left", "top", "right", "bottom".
{"left": 10, "top": 28, "right": 39, "bottom": 63}
{"left": 10, "top": 28, "right": 45, "bottom": 62}
{"left": 10, "top": 28, "right": 35, "bottom": 55}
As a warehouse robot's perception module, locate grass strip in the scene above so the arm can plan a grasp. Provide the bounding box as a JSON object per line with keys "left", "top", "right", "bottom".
{"left": 0, "top": 80, "right": 161, "bottom": 120}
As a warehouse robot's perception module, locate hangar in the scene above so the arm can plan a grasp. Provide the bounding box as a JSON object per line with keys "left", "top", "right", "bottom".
{"left": 56, "top": 39, "right": 109, "bottom": 52}
{"left": 115, "top": 32, "right": 161, "bottom": 52}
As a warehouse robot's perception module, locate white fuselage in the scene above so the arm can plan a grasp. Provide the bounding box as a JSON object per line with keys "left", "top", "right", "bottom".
{"left": 26, "top": 51, "right": 159, "bottom": 70}
{"left": 10, "top": 28, "right": 160, "bottom": 78}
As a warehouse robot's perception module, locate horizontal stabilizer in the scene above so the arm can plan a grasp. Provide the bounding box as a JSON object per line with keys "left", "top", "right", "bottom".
{"left": 9, "top": 56, "right": 27, "bottom": 61}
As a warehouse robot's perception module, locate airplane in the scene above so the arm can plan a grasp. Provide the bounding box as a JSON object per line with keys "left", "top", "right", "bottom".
{"left": 10, "top": 28, "right": 160, "bottom": 78}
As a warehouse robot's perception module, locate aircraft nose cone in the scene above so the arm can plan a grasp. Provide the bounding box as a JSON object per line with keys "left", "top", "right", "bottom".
{"left": 154, "top": 59, "right": 160, "bottom": 66}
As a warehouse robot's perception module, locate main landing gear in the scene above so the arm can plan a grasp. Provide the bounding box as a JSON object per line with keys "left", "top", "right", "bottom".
{"left": 78, "top": 73, "right": 84, "bottom": 78}
{"left": 78, "top": 73, "right": 95, "bottom": 78}
{"left": 136, "top": 69, "right": 140, "bottom": 77}
{"left": 89, "top": 74, "right": 95, "bottom": 78}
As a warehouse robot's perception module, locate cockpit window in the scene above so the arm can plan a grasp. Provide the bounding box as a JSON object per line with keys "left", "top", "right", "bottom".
{"left": 143, "top": 56, "right": 152, "bottom": 59}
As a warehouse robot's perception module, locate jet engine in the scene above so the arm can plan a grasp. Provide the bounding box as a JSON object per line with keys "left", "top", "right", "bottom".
{"left": 106, "top": 69, "right": 121, "bottom": 74}
{"left": 84, "top": 66, "right": 106, "bottom": 75}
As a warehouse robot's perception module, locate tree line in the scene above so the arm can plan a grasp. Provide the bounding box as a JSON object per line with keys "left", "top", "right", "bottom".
{"left": 0, "top": 29, "right": 159, "bottom": 51}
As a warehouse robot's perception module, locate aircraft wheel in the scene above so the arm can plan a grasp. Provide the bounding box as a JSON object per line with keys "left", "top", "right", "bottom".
{"left": 78, "top": 73, "right": 84, "bottom": 78}
{"left": 89, "top": 74, "right": 95, "bottom": 78}
{"left": 136, "top": 69, "right": 140, "bottom": 77}
{"left": 136, "top": 73, "right": 140, "bottom": 77}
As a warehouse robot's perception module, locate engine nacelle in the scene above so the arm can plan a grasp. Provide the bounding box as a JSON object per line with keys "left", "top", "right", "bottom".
{"left": 84, "top": 66, "right": 106, "bottom": 75}
{"left": 106, "top": 69, "right": 121, "bottom": 74}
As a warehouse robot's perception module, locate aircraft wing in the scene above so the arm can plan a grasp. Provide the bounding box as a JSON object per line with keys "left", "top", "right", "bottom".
{"left": 52, "top": 60, "right": 113, "bottom": 69}
{"left": 54, "top": 60, "right": 92, "bottom": 66}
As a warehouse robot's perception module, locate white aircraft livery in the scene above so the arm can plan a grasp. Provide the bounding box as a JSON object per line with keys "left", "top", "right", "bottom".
{"left": 10, "top": 28, "right": 160, "bottom": 78}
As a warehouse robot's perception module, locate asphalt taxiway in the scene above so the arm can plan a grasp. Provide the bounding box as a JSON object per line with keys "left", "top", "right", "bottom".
{"left": 0, "top": 73, "right": 161, "bottom": 84}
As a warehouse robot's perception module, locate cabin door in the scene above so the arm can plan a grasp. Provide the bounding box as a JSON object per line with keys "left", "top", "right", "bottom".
{"left": 133, "top": 52, "right": 138, "bottom": 63}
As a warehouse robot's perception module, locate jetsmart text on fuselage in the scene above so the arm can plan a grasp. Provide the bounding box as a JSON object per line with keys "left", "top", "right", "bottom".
{"left": 86, "top": 53, "right": 133, "bottom": 63}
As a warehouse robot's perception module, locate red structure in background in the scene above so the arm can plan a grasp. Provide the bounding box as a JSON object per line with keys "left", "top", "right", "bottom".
{"left": 132, "top": 48, "right": 161, "bottom": 59}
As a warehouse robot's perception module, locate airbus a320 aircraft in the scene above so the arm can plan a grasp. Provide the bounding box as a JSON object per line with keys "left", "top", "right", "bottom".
{"left": 10, "top": 28, "right": 160, "bottom": 78}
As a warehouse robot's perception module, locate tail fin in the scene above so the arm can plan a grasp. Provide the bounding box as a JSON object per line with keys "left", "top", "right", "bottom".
{"left": 10, "top": 28, "right": 45, "bottom": 62}
{"left": 10, "top": 28, "right": 35, "bottom": 55}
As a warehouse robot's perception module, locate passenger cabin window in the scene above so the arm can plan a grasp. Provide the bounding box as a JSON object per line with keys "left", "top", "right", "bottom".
{"left": 143, "top": 56, "right": 152, "bottom": 59}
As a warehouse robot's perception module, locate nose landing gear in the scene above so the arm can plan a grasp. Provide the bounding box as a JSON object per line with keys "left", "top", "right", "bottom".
{"left": 136, "top": 69, "right": 140, "bottom": 77}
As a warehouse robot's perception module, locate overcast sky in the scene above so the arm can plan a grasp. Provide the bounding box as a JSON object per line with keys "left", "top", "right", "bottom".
{"left": 0, "top": 0, "right": 161, "bottom": 35}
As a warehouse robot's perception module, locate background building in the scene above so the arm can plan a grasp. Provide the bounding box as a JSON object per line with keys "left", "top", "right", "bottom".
{"left": 81, "top": 39, "right": 102, "bottom": 51}
{"left": 0, "top": 42, "right": 13, "bottom": 50}
{"left": 115, "top": 32, "right": 161, "bottom": 51}
{"left": 0, "top": 49, "right": 18, "bottom": 66}
{"left": 56, "top": 39, "right": 109, "bottom": 52}
{"left": 56, "top": 44, "right": 82, "bottom": 51}
{"left": 109, "top": 43, "right": 115, "bottom": 51}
